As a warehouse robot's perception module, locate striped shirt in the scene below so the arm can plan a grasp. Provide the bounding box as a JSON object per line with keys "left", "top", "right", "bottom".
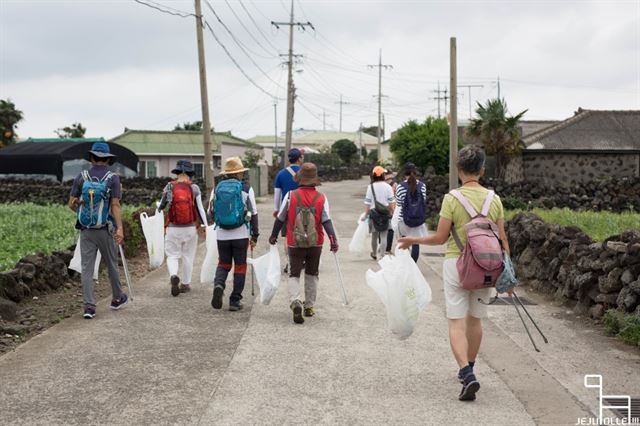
{"left": 395, "top": 179, "right": 428, "bottom": 221}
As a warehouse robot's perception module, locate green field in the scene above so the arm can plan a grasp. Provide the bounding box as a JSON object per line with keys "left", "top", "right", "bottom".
{"left": 505, "top": 208, "right": 640, "bottom": 241}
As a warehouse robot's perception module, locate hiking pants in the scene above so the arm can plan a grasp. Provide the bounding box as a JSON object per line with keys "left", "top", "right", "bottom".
{"left": 80, "top": 228, "right": 124, "bottom": 306}
{"left": 371, "top": 229, "right": 388, "bottom": 260}
{"left": 288, "top": 247, "right": 322, "bottom": 308}
{"left": 386, "top": 229, "right": 395, "bottom": 253}
{"left": 214, "top": 238, "right": 248, "bottom": 303}
{"left": 165, "top": 226, "right": 198, "bottom": 285}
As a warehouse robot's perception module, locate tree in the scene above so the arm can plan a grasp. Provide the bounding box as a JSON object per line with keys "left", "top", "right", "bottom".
{"left": 0, "top": 99, "right": 24, "bottom": 147}
{"left": 174, "top": 121, "right": 203, "bottom": 131}
{"left": 362, "top": 125, "right": 381, "bottom": 137}
{"left": 331, "top": 139, "right": 358, "bottom": 164}
{"left": 55, "top": 122, "right": 86, "bottom": 138}
{"left": 468, "top": 98, "right": 527, "bottom": 179}
{"left": 360, "top": 146, "right": 367, "bottom": 159}
{"left": 389, "top": 117, "right": 450, "bottom": 175}
{"left": 242, "top": 149, "right": 263, "bottom": 168}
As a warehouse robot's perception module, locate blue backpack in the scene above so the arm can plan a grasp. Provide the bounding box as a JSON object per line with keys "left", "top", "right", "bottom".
{"left": 77, "top": 170, "right": 115, "bottom": 229}
{"left": 214, "top": 179, "right": 246, "bottom": 229}
{"left": 401, "top": 181, "right": 427, "bottom": 227}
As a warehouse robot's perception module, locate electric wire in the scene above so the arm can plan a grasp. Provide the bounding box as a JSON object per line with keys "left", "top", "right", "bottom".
{"left": 224, "top": 0, "right": 279, "bottom": 58}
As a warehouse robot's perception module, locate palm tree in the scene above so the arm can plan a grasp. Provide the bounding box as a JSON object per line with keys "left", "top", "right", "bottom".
{"left": 0, "top": 99, "right": 24, "bottom": 148}
{"left": 55, "top": 122, "right": 87, "bottom": 138}
{"left": 468, "top": 98, "right": 527, "bottom": 180}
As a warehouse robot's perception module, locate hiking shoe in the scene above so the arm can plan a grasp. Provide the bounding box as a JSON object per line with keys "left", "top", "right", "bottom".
{"left": 83, "top": 305, "right": 96, "bottom": 319}
{"left": 459, "top": 375, "right": 480, "bottom": 401}
{"left": 303, "top": 307, "right": 315, "bottom": 317}
{"left": 179, "top": 284, "right": 191, "bottom": 293}
{"left": 370, "top": 252, "right": 377, "bottom": 261}
{"left": 291, "top": 300, "right": 304, "bottom": 324}
{"left": 229, "top": 300, "right": 244, "bottom": 311}
{"left": 110, "top": 293, "right": 128, "bottom": 310}
{"left": 283, "top": 263, "right": 289, "bottom": 274}
{"left": 458, "top": 362, "right": 475, "bottom": 383}
{"left": 170, "top": 275, "right": 181, "bottom": 297}
{"left": 211, "top": 286, "right": 224, "bottom": 310}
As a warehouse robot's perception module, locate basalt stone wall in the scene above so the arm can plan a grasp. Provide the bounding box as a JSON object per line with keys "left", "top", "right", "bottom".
{"left": 506, "top": 213, "right": 640, "bottom": 318}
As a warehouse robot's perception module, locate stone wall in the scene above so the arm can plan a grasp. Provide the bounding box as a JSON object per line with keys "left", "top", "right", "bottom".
{"left": 507, "top": 213, "right": 640, "bottom": 318}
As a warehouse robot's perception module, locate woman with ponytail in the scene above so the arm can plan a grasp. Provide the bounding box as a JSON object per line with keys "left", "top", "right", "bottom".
{"left": 394, "top": 162, "right": 428, "bottom": 262}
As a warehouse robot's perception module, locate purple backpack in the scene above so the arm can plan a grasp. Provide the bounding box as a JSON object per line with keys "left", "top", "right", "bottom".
{"left": 450, "top": 190, "right": 504, "bottom": 290}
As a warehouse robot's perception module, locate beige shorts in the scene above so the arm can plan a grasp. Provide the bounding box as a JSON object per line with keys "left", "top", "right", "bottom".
{"left": 443, "top": 258, "right": 493, "bottom": 319}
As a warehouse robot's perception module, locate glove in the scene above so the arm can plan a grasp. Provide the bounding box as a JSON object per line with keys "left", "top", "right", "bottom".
{"left": 250, "top": 237, "right": 258, "bottom": 249}
{"left": 269, "top": 236, "right": 278, "bottom": 245}
{"left": 329, "top": 235, "right": 339, "bottom": 252}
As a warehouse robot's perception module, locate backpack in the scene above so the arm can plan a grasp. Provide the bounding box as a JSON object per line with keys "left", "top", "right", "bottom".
{"left": 214, "top": 179, "right": 246, "bottom": 230}
{"left": 449, "top": 189, "right": 504, "bottom": 290}
{"left": 292, "top": 190, "right": 321, "bottom": 248}
{"left": 401, "top": 181, "right": 427, "bottom": 227}
{"left": 370, "top": 184, "right": 390, "bottom": 232}
{"left": 77, "top": 170, "right": 114, "bottom": 229}
{"left": 168, "top": 181, "right": 197, "bottom": 225}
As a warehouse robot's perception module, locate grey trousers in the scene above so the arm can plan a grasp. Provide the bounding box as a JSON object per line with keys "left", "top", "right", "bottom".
{"left": 371, "top": 229, "right": 389, "bottom": 260}
{"left": 80, "top": 228, "right": 123, "bottom": 306}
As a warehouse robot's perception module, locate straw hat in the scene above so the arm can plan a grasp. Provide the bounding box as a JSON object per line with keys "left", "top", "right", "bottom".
{"left": 295, "top": 162, "right": 321, "bottom": 186}
{"left": 219, "top": 157, "right": 248, "bottom": 175}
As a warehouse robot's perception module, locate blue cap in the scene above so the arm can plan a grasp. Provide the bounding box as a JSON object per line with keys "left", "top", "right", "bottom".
{"left": 288, "top": 148, "right": 304, "bottom": 161}
{"left": 88, "top": 142, "right": 116, "bottom": 158}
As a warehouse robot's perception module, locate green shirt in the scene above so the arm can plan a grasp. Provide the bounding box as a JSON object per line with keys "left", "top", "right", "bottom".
{"left": 439, "top": 186, "right": 505, "bottom": 259}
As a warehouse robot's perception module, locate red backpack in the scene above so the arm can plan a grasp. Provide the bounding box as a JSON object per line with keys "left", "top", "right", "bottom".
{"left": 168, "top": 181, "right": 197, "bottom": 225}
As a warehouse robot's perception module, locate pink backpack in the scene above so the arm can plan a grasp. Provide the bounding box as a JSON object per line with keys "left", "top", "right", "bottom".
{"left": 450, "top": 190, "right": 504, "bottom": 290}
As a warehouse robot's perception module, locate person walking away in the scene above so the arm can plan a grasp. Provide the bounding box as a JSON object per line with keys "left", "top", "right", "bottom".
{"left": 398, "top": 145, "right": 511, "bottom": 402}
{"left": 385, "top": 170, "right": 398, "bottom": 254}
{"left": 209, "top": 157, "right": 259, "bottom": 311}
{"left": 68, "top": 142, "right": 127, "bottom": 319}
{"left": 395, "top": 163, "right": 427, "bottom": 262}
{"left": 273, "top": 148, "right": 304, "bottom": 273}
{"left": 364, "top": 166, "right": 395, "bottom": 261}
{"left": 158, "top": 160, "right": 208, "bottom": 296}
{"left": 268, "top": 163, "right": 338, "bottom": 324}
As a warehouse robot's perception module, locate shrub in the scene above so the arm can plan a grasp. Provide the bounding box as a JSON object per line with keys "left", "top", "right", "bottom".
{"left": 603, "top": 309, "right": 640, "bottom": 347}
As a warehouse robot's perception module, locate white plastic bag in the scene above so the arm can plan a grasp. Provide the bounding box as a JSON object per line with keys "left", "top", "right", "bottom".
{"left": 69, "top": 236, "right": 101, "bottom": 280}
{"left": 248, "top": 245, "right": 281, "bottom": 305}
{"left": 200, "top": 225, "right": 218, "bottom": 284}
{"left": 140, "top": 211, "right": 165, "bottom": 270}
{"left": 366, "top": 249, "right": 432, "bottom": 340}
{"left": 391, "top": 204, "right": 401, "bottom": 233}
{"left": 348, "top": 218, "right": 370, "bottom": 254}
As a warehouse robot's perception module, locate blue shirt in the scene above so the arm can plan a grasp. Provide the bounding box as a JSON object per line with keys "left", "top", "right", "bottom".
{"left": 274, "top": 164, "right": 300, "bottom": 200}
{"left": 70, "top": 165, "right": 121, "bottom": 230}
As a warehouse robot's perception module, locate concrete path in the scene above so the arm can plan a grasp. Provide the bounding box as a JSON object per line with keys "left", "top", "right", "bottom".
{"left": 0, "top": 177, "right": 635, "bottom": 425}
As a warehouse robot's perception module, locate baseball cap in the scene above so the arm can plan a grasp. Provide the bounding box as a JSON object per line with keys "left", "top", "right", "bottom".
{"left": 288, "top": 148, "right": 304, "bottom": 161}
{"left": 372, "top": 166, "right": 387, "bottom": 177}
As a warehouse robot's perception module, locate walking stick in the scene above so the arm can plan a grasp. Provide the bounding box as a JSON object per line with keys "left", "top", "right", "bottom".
{"left": 118, "top": 244, "right": 134, "bottom": 301}
{"left": 251, "top": 247, "right": 255, "bottom": 297}
{"left": 513, "top": 292, "right": 549, "bottom": 344}
{"left": 332, "top": 252, "right": 349, "bottom": 306}
{"left": 510, "top": 294, "right": 539, "bottom": 352}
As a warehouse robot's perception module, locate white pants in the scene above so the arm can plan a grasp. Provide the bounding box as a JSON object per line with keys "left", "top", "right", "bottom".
{"left": 165, "top": 226, "right": 198, "bottom": 285}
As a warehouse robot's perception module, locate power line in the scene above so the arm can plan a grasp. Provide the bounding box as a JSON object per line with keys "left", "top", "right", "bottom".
{"left": 224, "top": 0, "right": 279, "bottom": 58}
{"left": 133, "top": 0, "right": 194, "bottom": 18}
{"left": 238, "top": 0, "right": 281, "bottom": 52}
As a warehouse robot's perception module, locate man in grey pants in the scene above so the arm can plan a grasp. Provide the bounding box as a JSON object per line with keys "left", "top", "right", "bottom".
{"left": 68, "top": 142, "right": 128, "bottom": 319}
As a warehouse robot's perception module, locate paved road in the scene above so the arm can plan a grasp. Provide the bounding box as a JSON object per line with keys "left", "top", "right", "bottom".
{"left": 1, "top": 177, "right": 637, "bottom": 425}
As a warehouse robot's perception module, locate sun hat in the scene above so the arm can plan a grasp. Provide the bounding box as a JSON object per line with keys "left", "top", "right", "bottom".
{"left": 372, "top": 166, "right": 387, "bottom": 177}
{"left": 288, "top": 148, "right": 304, "bottom": 162}
{"left": 219, "top": 156, "right": 248, "bottom": 175}
{"left": 88, "top": 142, "right": 116, "bottom": 158}
{"left": 295, "top": 162, "right": 320, "bottom": 186}
{"left": 171, "top": 159, "right": 195, "bottom": 176}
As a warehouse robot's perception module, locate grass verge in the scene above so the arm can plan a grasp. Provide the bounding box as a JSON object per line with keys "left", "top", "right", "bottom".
{"left": 603, "top": 309, "right": 640, "bottom": 348}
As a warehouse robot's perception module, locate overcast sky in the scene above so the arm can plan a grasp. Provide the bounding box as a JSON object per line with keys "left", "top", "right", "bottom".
{"left": 1, "top": 0, "right": 639, "bottom": 141}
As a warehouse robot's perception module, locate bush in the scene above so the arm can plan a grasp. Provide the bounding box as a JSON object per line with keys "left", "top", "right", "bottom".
{"left": 390, "top": 117, "right": 451, "bottom": 175}
{"left": 603, "top": 309, "right": 640, "bottom": 347}
{"left": 331, "top": 139, "right": 358, "bottom": 164}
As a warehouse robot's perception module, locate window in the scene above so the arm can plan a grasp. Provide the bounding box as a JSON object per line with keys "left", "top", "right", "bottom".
{"left": 193, "top": 162, "right": 204, "bottom": 179}
{"left": 138, "top": 160, "right": 158, "bottom": 178}
{"left": 213, "top": 156, "right": 222, "bottom": 169}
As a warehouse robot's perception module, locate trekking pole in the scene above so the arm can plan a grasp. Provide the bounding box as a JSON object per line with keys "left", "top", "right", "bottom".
{"left": 510, "top": 294, "right": 539, "bottom": 352}
{"left": 513, "top": 292, "right": 549, "bottom": 344}
{"left": 251, "top": 247, "right": 255, "bottom": 297}
{"left": 332, "top": 252, "right": 349, "bottom": 306}
{"left": 118, "top": 244, "right": 134, "bottom": 301}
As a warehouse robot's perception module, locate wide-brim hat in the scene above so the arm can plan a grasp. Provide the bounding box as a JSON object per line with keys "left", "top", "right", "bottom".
{"left": 88, "top": 142, "right": 116, "bottom": 159}
{"left": 171, "top": 159, "right": 195, "bottom": 176}
{"left": 295, "top": 162, "right": 321, "bottom": 186}
{"left": 219, "top": 156, "right": 248, "bottom": 175}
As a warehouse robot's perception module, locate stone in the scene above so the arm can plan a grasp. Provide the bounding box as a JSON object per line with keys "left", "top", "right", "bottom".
{"left": 617, "top": 287, "right": 639, "bottom": 312}
{"left": 595, "top": 293, "right": 619, "bottom": 305}
{"left": 0, "top": 272, "right": 24, "bottom": 303}
{"left": 0, "top": 298, "right": 17, "bottom": 321}
{"left": 0, "top": 323, "right": 28, "bottom": 335}
{"left": 630, "top": 280, "right": 640, "bottom": 295}
{"left": 599, "top": 268, "right": 624, "bottom": 294}
{"left": 621, "top": 269, "right": 637, "bottom": 286}
{"left": 589, "top": 304, "right": 605, "bottom": 320}
{"left": 605, "top": 241, "right": 627, "bottom": 254}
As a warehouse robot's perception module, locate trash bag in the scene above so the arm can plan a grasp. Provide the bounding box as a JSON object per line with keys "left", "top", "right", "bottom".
{"left": 366, "top": 248, "right": 432, "bottom": 340}
{"left": 248, "top": 245, "right": 281, "bottom": 305}
{"left": 496, "top": 252, "right": 518, "bottom": 294}
{"left": 140, "top": 210, "right": 165, "bottom": 270}
{"left": 348, "top": 218, "right": 370, "bottom": 253}
{"left": 69, "top": 236, "right": 101, "bottom": 281}
{"left": 391, "top": 205, "right": 400, "bottom": 233}
{"left": 200, "top": 225, "right": 218, "bottom": 284}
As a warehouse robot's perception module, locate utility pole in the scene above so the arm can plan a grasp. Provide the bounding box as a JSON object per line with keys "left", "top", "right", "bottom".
{"left": 194, "top": 0, "right": 214, "bottom": 195}
{"left": 273, "top": 100, "right": 278, "bottom": 153}
{"left": 432, "top": 82, "right": 448, "bottom": 119}
{"left": 358, "top": 122, "right": 363, "bottom": 161}
{"left": 497, "top": 75, "right": 501, "bottom": 99}
{"left": 335, "top": 94, "right": 349, "bottom": 132}
{"left": 449, "top": 37, "right": 458, "bottom": 191}
{"left": 368, "top": 49, "right": 393, "bottom": 161}
{"left": 271, "top": 0, "right": 314, "bottom": 154}
{"left": 457, "top": 84, "right": 483, "bottom": 119}
{"left": 322, "top": 109, "right": 329, "bottom": 131}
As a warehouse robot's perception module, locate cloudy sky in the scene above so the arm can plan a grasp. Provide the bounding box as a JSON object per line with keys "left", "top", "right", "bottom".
{"left": 1, "top": 0, "right": 639, "bottom": 141}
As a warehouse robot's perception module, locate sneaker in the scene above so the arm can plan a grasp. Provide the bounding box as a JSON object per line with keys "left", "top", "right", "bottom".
{"left": 458, "top": 362, "right": 475, "bottom": 383}
{"left": 459, "top": 374, "right": 480, "bottom": 401}
{"left": 211, "top": 286, "right": 224, "bottom": 310}
{"left": 229, "top": 300, "right": 244, "bottom": 311}
{"left": 170, "top": 275, "right": 181, "bottom": 297}
{"left": 303, "top": 307, "right": 315, "bottom": 317}
{"left": 110, "top": 293, "right": 128, "bottom": 310}
{"left": 83, "top": 305, "right": 96, "bottom": 319}
{"left": 291, "top": 300, "right": 304, "bottom": 324}
{"left": 283, "top": 263, "right": 289, "bottom": 274}
{"left": 179, "top": 284, "right": 191, "bottom": 293}
{"left": 370, "top": 252, "right": 377, "bottom": 261}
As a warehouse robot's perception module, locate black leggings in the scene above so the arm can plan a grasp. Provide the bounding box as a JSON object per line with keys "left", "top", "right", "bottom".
{"left": 214, "top": 238, "right": 248, "bottom": 302}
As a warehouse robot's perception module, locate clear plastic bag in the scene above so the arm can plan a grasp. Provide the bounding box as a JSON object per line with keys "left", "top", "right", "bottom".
{"left": 140, "top": 211, "right": 165, "bottom": 270}
{"left": 348, "top": 218, "right": 370, "bottom": 254}
{"left": 366, "top": 248, "right": 432, "bottom": 340}
{"left": 248, "top": 245, "right": 281, "bottom": 305}
{"left": 69, "top": 235, "right": 100, "bottom": 280}
{"left": 200, "top": 225, "right": 218, "bottom": 284}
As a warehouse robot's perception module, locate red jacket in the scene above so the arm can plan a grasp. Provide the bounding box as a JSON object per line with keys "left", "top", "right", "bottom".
{"left": 286, "top": 187, "right": 326, "bottom": 247}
